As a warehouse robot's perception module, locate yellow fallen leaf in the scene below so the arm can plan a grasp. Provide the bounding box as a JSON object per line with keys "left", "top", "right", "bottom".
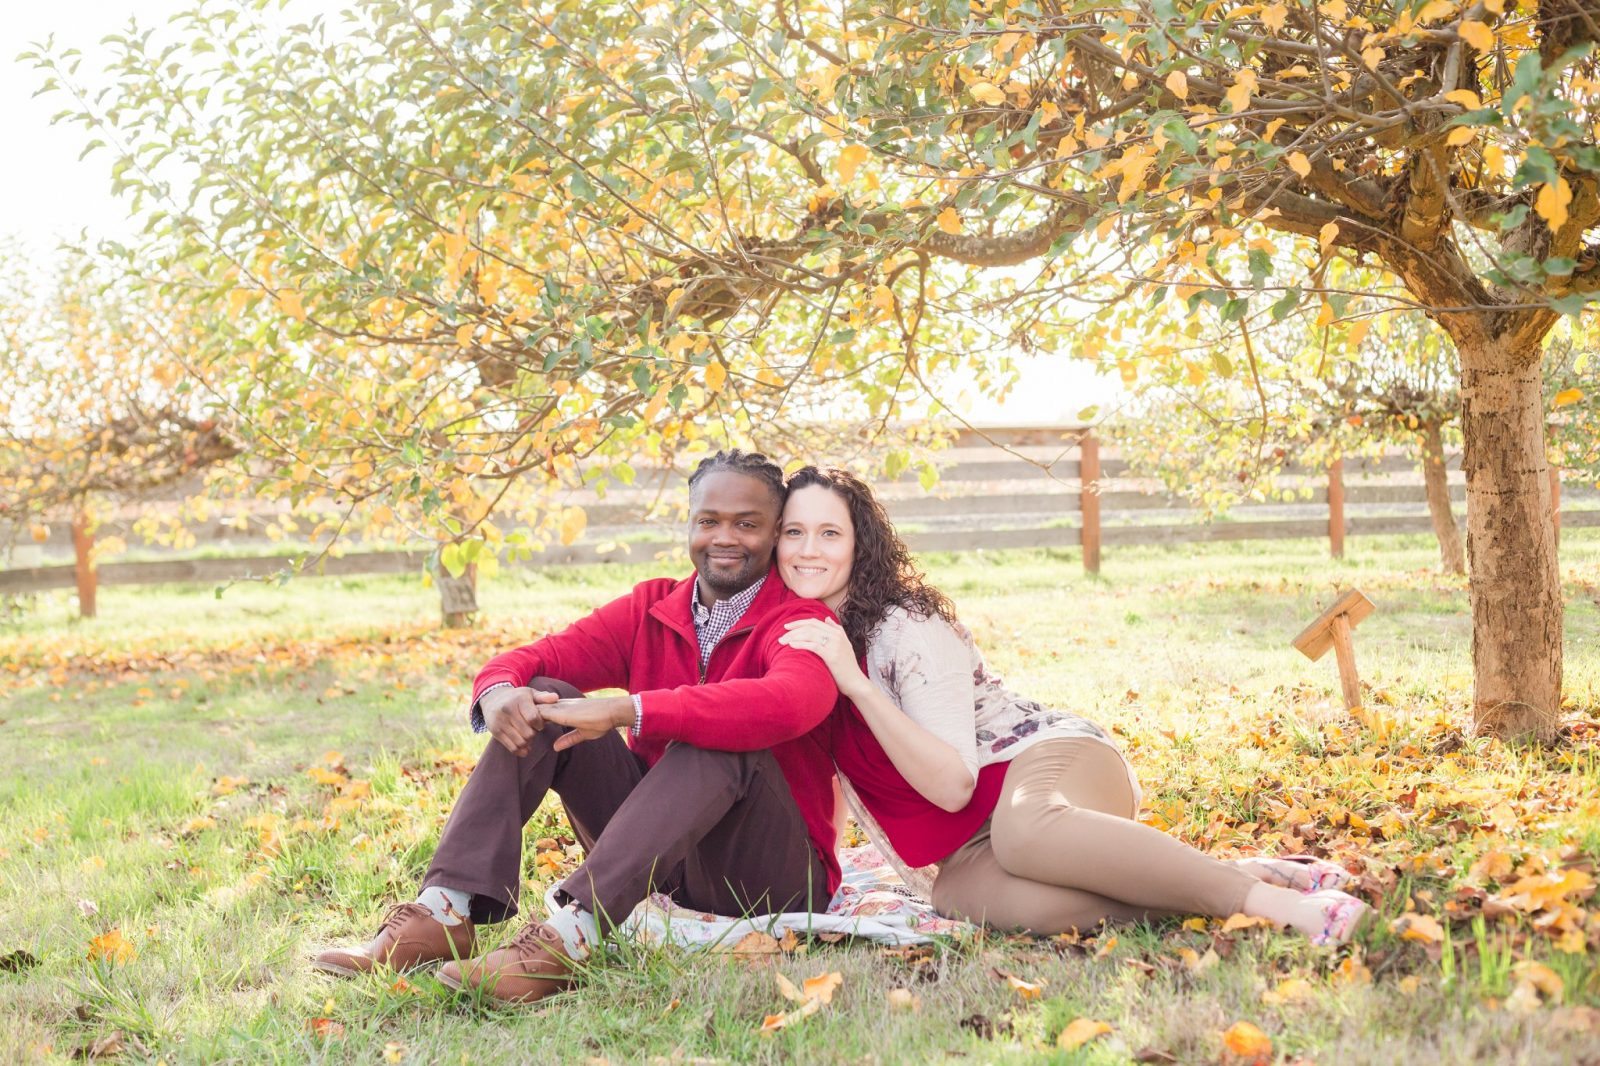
{"left": 1513, "top": 961, "right": 1564, "bottom": 1003}
{"left": 1057, "top": 1018, "right": 1113, "bottom": 1050}
{"left": 1005, "top": 973, "right": 1048, "bottom": 999}
{"left": 1221, "top": 913, "right": 1275, "bottom": 933}
{"left": 886, "top": 987, "right": 920, "bottom": 1011}
{"left": 1221, "top": 1020, "right": 1273, "bottom": 1062}
{"left": 1554, "top": 388, "right": 1583, "bottom": 408}
{"left": 1261, "top": 977, "right": 1315, "bottom": 1005}
{"left": 1391, "top": 912, "right": 1445, "bottom": 943}
{"left": 87, "top": 929, "right": 136, "bottom": 965}
{"left": 936, "top": 207, "right": 962, "bottom": 235}
{"left": 801, "top": 971, "right": 843, "bottom": 1004}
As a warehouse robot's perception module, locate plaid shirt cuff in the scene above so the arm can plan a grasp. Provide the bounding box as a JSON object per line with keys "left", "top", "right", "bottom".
{"left": 470, "top": 681, "right": 517, "bottom": 733}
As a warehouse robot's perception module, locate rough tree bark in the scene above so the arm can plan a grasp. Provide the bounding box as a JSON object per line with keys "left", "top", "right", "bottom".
{"left": 1419, "top": 418, "right": 1466, "bottom": 576}
{"left": 1458, "top": 341, "right": 1562, "bottom": 742}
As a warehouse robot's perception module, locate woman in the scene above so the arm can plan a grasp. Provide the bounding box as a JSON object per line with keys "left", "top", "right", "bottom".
{"left": 775, "top": 466, "right": 1368, "bottom": 945}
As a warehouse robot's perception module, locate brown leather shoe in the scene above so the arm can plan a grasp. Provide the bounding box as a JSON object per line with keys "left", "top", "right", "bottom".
{"left": 436, "top": 920, "right": 580, "bottom": 1005}
{"left": 312, "top": 902, "right": 475, "bottom": 977}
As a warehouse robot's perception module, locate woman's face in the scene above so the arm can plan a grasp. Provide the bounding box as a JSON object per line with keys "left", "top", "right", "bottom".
{"left": 778, "top": 484, "right": 855, "bottom": 610}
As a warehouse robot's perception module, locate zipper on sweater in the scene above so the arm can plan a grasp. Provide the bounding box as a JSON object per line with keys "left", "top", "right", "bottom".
{"left": 700, "top": 625, "right": 754, "bottom": 684}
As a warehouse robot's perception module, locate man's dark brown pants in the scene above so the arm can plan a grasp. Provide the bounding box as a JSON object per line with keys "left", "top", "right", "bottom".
{"left": 422, "top": 677, "right": 828, "bottom": 930}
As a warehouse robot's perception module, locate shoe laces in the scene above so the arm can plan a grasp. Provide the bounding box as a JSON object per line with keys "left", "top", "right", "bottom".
{"left": 508, "top": 920, "right": 564, "bottom": 956}
{"left": 379, "top": 901, "right": 433, "bottom": 934}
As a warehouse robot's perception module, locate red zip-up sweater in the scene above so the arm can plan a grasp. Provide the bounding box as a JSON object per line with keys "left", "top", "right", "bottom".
{"left": 470, "top": 567, "right": 843, "bottom": 895}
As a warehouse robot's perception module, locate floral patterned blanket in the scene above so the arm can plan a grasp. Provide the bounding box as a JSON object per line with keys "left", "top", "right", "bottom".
{"left": 615, "top": 844, "right": 970, "bottom": 949}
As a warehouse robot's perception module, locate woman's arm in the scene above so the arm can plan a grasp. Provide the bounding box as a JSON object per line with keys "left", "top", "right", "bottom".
{"left": 779, "top": 617, "right": 977, "bottom": 812}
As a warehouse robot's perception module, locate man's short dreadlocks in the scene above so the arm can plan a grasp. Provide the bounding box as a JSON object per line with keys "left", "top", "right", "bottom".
{"left": 687, "top": 449, "right": 786, "bottom": 510}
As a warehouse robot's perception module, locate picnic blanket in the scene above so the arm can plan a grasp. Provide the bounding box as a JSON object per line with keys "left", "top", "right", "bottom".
{"left": 610, "top": 844, "right": 970, "bottom": 949}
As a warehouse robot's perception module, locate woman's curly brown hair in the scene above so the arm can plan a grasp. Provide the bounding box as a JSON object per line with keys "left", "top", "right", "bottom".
{"left": 785, "top": 465, "right": 956, "bottom": 656}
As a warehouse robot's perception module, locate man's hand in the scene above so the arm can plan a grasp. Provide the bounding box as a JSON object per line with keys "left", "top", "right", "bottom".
{"left": 541, "top": 697, "right": 636, "bottom": 752}
{"left": 482, "top": 686, "right": 561, "bottom": 757}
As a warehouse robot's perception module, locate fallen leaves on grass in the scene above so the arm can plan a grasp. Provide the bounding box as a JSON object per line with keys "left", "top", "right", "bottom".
{"left": 990, "top": 967, "right": 1048, "bottom": 999}
{"left": 759, "top": 970, "right": 843, "bottom": 1032}
{"left": 1220, "top": 1020, "right": 1273, "bottom": 1064}
{"left": 85, "top": 929, "right": 134, "bottom": 965}
{"left": 886, "top": 987, "right": 920, "bottom": 1011}
{"left": 1261, "top": 977, "right": 1315, "bottom": 1005}
{"left": 1057, "top": 1018, "right": 1113, "bottom": 1050}
{"left": 73, "top": 1031, "right": 128, "bottom": 1060}
{"left": 1390, "top": 912, "right": 1445, "bottom": 943}
{"left": 306, "top": 1018, "right": 345, "bottom": 1040}
{"left": 0, "top": 949, "right": 39, "bottom": 972}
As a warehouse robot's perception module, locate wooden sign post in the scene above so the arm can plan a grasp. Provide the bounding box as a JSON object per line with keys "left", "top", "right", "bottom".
{"left": 1292, "top": 589, "right": 1375, "bottom": 711}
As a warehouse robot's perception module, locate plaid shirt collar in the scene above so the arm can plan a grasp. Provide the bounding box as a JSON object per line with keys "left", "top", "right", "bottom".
{"left": 689, "top": 573, "right": 766, "bottom": 668}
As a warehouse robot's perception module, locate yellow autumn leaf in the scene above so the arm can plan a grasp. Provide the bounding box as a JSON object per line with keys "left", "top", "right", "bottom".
{"left": 969, "top": 81, "right": 1005, "bottom": 106}
{"left": 87, "top": 928, "right": 136, "bottom": 965}
{"left": 1005, "top": 973, "right": 1047, "bottom": 999}
{"left": 1514, "top": 961, "right": 1565, "bottom": 1002}
{"left": 1165, "top": 70, "right": 1189, "bottom": 100}
{"left": 1224, "top": 71, "right": 1255, "bottom": 113}
{"left": 704, "top": 359, "right": 727, "bottom": 392}
{"left": 801, "top": 971, "right": 843, "bottom": 1004}
{"left": 1536, "top": 179, "right": 1573, "bottom": 232}
{"left": 836, "top": 144, "right": 869, "bottom": 184}
{"left": 870, "top": 284, "right": 895, "bottom": 314}
{"left": 936, "top": 207, "right": 962, "bottom": 235}
{"left": 1444, "top": 89, "right": 1482, "bottom": 109}
{"left": 1057, "top": 1018, "right": 1112, "bottom": 1050}
{"left": 1286, "top": 151, "right": 1312, "bottom": 178}
{"left": 1459, "top": 20, "right": 1494, "bottom": 51}
{"left": 1319, "top": 221, "right": 1340, "bottom": 253}
{"left": 1261, "top": 2, "right": 1287, "bottom": 31}
{"left": 1221, "top": 913, "right": 1274, "bottom": 933}
{"left": 1418, "top": 0, "right": 1458, "bottom": 21}
{"left": 1261, "top": 977, "right": 1315, "bottom": 1005}
{"left": 278, "top": 289, "right": 306, "bottom": 322}
{"left": 1222, "top": 1020, "right": 1273, "bottom": 1062}
{"left": 1390, "top": 912, "right": 1445, "bottom": 942}
{"left": 1446, "top": 127, "right": 1476, "bottom": 147}
{"left": 558, "top": 507, "right": 587, "bottom": 547}
{"left": 1553, "top": 388, "right": 1583, "bottom": 408}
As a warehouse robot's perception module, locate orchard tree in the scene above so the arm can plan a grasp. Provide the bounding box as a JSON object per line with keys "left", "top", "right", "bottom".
{"left": 37, "top": 0, "right": 1599, "bottom": 737}
{"left": 0, "top": 242, "right": 238, "bottom": 614}
{"left": 1115, "top": 285, "right": 1468, "bottom": 573}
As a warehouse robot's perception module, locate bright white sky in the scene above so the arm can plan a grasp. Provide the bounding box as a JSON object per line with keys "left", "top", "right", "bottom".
{"left": 3, "top": 1, "right": 1120, "bottom": 424}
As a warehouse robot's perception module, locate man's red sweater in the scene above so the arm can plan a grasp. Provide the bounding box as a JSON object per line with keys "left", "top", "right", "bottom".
{"left": 471, "top": 568, "right": 843, "bottom": 895}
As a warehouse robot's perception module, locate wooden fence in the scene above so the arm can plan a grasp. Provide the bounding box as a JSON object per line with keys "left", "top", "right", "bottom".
{"left": 3, "top": 425, "right": 1592, "bottom": 598}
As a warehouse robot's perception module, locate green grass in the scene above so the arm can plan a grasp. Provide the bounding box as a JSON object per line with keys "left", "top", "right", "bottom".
{"left": 2, "top": 533, "right": 1599, "bottom": 1063}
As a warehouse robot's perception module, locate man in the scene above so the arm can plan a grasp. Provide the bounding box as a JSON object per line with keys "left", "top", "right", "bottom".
{"left": 312, "top": 449, "right": 841, "bottom": 1004}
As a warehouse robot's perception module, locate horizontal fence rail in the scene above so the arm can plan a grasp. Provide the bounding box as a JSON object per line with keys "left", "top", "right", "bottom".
{"left": 3, "top": 426, "right": 1592, "bottom": 596}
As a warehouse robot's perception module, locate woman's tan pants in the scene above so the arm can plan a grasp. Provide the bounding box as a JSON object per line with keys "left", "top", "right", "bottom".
{"left": 931, "top": 738, "right": 1255, "bottom": 934}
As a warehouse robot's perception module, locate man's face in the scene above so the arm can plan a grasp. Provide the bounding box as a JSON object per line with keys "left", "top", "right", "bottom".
{"left": 687, "top": 470, "right": 781, "bottom": 601}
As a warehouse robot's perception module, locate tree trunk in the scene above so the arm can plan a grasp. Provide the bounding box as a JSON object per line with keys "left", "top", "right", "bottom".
{"left": 1459, "top": 344, "right": 1562, "bottom": 741}
{"left": 71, "top": 509, "right": 97, "bottom": 619}
{"left": 1419, "top": 419, "right": 1465, "bottom": 575}
{"left": 438, "top": 562, "right": 478, "bottom": 628}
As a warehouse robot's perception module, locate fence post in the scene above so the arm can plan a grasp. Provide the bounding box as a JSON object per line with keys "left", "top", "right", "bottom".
{"left": 1328, "top": 457, "right": 1345, "bottom": 559}
{"left": 1551, "top": 463, "right": 1562, "bottom": 550}
{"left": 1080, "top": 431, "right": 1101, "bottom": 574}
{"left": 71, "top": 509, "right": 98, "bottom": 619}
